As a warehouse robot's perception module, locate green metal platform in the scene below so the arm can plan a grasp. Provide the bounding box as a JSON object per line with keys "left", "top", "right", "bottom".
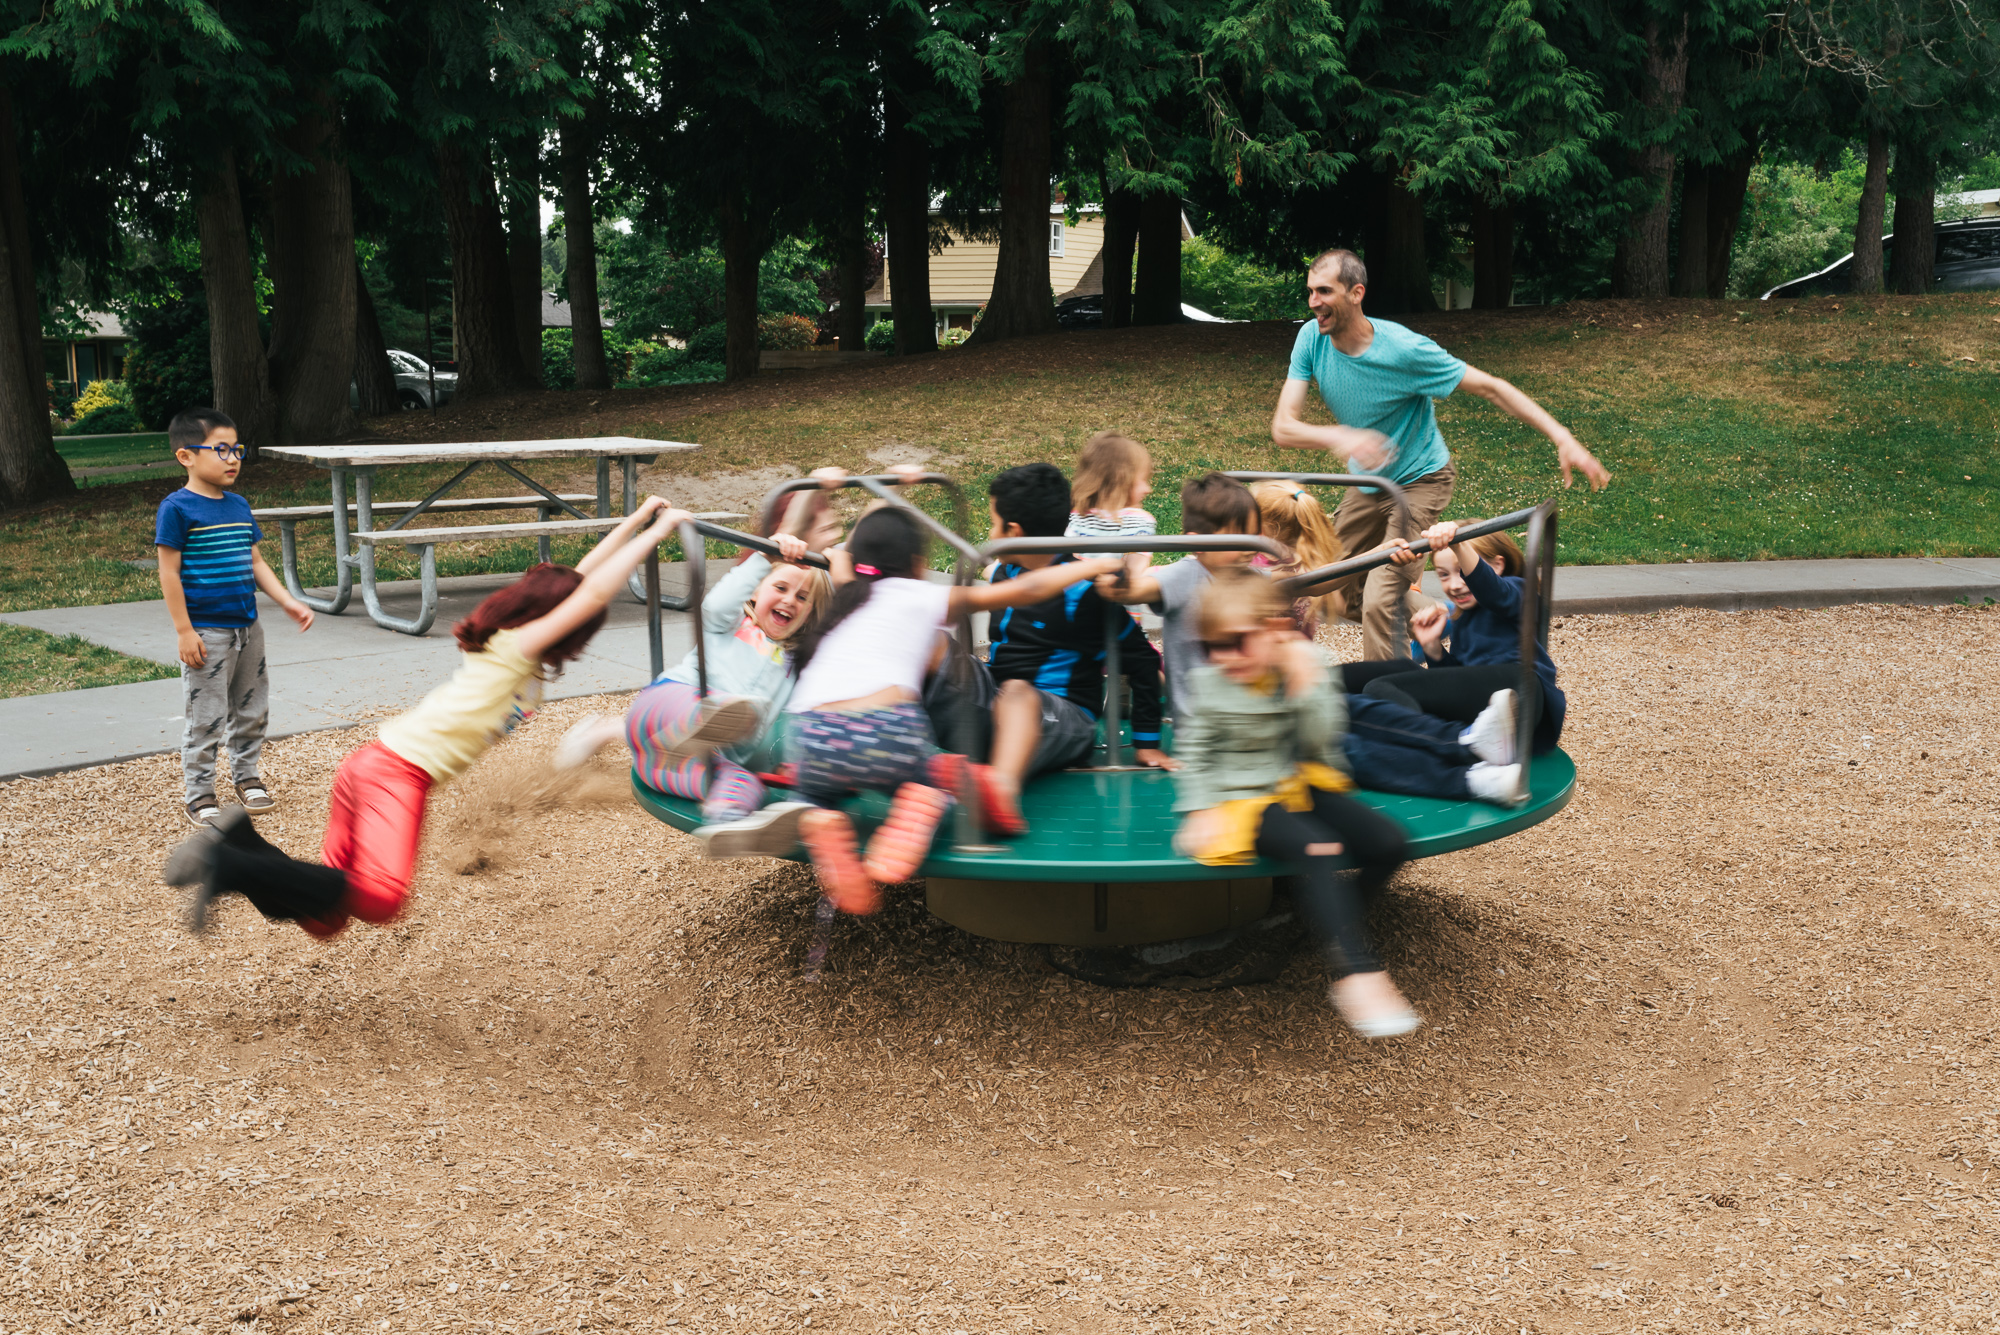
{"left": 631, "top": 750, "right": 1575, "bottom": 945}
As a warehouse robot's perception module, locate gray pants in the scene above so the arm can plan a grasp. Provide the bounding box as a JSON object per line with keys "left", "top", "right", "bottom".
{"left": 181, "top": 622, "right": 268, "bottom": 804}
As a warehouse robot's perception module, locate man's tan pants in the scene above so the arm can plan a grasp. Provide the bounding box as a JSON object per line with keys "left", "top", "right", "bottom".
{"left": 1329, "top": 463, "right": 1455, "bottom": 661}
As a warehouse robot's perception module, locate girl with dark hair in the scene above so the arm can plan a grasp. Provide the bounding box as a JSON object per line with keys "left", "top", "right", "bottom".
{"left": 777, "top": 505, "right": 1125, "bottom": 914}
{"left": 165, "top": 497, "right": 693, "bottom": 936}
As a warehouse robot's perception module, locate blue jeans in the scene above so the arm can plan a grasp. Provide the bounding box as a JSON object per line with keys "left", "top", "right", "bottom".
{"left": 1342, "top": 694, "right": 1476, "bottom": 800}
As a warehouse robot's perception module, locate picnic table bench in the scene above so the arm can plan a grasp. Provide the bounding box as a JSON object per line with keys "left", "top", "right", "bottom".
{"left": 261, "top": 438, "right": 697, "bottom": 636}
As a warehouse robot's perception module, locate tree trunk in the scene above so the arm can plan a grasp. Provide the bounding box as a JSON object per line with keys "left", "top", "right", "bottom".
{"left": 0, "top": 85, "right": 69, "bottom": 509}
{"left": 1610, "top": 17, "right": 1689, "bottom": 298}
{"left": 1705, "top": 144, "right": 1756, "bottom": 297}
{"left": 1890, "top": 142, "right": 1935, "bottom": 295}
{"left": 1470, "top": 197, "right": 1515, "bottom": 308}
{"left": 264, "top": 100, "right": 360, "bottom": 444}
{"left": 558, "top": 112, "right": 610, "bottom": 391}
{"left": 194, "top": 147, "right": 278, "bottom": 447}
{"left": 1131, "top": 191, "right": 1184, "bottom": 325}
{"left": 1100, "top": 186, "right": 1138, "bottom": 328}
{"left": 1673, "top": 162, "right": 1709, "bottom": 298}
{"left": 437, "top": 140, "right": 532, "bottom": 398}
{"left": 1849, "top": 128, "right": 1889, "bottom": 296}
{"left": 884, "top": 91, "right": 935, "bottom": 355}
{"left": 965, "top": 41, "right": 1057, "bottom": 345}
{"left": 1361, "top": 167, "right": 1436, "bottom": 315}
{"left": 506, "top": 146, "right": 544, "bottom": 387}
{"left": 836, "top": 185, "right": 870, "bottom": 351}
{"left": 718, "top": 193, "right": 767, "bottom": 382}
{"left": 353, "top": 264, "right": 398, "bottom": 416}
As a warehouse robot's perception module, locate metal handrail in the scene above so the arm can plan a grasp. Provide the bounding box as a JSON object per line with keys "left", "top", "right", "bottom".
{"left": 1278, "top": 502, "right": 1556, "bottom": 806}
{"left": 981, "top": 534, "right": 1289, "bottom": 770}
{"left": 642, "top": 519, "right": 832, "bottom": 684}
{"left": 1225, "top": 471, "right": 1415, "bottom": 645}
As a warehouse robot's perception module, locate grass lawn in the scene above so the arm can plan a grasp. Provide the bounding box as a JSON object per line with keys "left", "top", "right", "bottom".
{"left": 3, "top": 292, "right": 1995, "bottom": 622}
{"left": 0, "top": 622, "right": 176, "bottom": 699}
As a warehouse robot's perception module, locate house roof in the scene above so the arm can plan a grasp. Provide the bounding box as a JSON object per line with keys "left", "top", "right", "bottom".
{"left": 542, "top": 289, "right": 613, "bottom": 329}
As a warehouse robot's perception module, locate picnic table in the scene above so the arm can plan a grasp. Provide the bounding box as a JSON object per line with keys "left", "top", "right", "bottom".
{"left": 260, "top": 438, "right": 697, "bottom": 636}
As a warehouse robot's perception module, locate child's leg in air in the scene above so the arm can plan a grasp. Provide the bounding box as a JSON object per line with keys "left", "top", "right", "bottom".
{"left": 1365, "top": 666, "right": 1550, "bottom": 752}
{"left": 1254, "top": 792, "right": 1417, "bottom": 1037}
{"left": 790, "top": 705, "right": 952, "bottom": 912}
{"left": 319, "top": 741, "right": 433, "bottom": 930}
{"left": 621, "top": 679, "right": 769, "bottom": 820}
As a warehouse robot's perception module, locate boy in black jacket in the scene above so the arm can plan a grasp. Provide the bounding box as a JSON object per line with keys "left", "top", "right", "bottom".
{"left": 973, "top": 462, "right": 1166, "bottom": 834}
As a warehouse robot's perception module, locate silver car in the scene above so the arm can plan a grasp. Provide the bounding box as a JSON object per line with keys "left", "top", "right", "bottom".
{"left": 388, "top": 349, "right": 457, "bottom": 409}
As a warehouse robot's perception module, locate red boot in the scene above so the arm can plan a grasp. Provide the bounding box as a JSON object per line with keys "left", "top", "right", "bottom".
{"left": 863, "top": 783, "right": 952, "bottom": 884}
{"left": 800, "top": 809, "right": 879, "bottom": 915}
{"left": 927, "top": 754, "right": 1025, "bottom": 837}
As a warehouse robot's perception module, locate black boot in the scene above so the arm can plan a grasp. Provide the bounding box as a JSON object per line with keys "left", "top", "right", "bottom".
{"left": 188, "top": 841, "right": 349, "bottom": 934}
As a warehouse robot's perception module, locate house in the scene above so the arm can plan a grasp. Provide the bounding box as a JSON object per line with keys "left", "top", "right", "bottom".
{"left": 1941, "top": 187, "right": 2000, "bottom": 219}
{"left": 863, "top": 205, "right": 1188, "bottom": 335}
{"left": 43, "top": 311, "right": 129, "bottom": 392}
{"left": 541, "top": 289, "right": 614, "bottom": 330}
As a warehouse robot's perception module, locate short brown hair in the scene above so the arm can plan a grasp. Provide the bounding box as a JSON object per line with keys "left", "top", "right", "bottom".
{"left": 1180, "top": 472, "right": 1258, "bottom": 535}
{"left": 1195, "top": 566, "right": 1289, "bottom": 642}
{"left": 1308, "top": 248, "right": 1367, "bottom": 288}
{"left": 1456, "top": 529, "right": 1523, "bottom": 577}
{"left": 454, "top": 563, "right": 601, "bottom": 666}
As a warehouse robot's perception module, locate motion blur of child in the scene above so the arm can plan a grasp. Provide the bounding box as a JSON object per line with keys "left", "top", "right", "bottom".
{"left": 1249, "top": 480, "right": 1344, "bottom": 638}
{"left": 1364, "top": 521, "right": 1566, "bottom": 757}
{"left": 1170, "top": 567, "right": 1419, "bottom": 1039}
{"left": 977, "top": 463, "right": 1167, "bottom": 831}
{"left": 1065, "top": 432, "right": 1157, "bottom": 584}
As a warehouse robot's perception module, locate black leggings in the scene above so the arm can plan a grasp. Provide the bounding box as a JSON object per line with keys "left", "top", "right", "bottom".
{"left": 1351, "top": 661, "right": 1557, "bottom": 756}
{"left": 211, "top": 816, "right": 348, "bottom": 923}
{"left": 1254, "top": 789, "right": 1408, "bottom": 980}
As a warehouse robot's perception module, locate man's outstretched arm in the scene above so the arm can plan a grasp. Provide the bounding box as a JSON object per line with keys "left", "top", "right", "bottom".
{"left": 1270, "top": 378, "right": 1391, "bottom": 469}
{"left": 1455, "top": 366, "right": 1611, "bottom": 489}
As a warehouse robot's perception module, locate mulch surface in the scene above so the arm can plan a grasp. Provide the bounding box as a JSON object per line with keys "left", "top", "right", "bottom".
{"left": 4, "top": 602, "right": 1998, "bottom": 1333}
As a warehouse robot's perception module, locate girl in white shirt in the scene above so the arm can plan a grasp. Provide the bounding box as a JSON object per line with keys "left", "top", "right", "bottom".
{"left": 779, "top": 505, "right": 1121, "bottom": 914}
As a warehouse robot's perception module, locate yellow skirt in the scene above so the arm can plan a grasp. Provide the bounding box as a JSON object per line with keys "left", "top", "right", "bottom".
{"left": 1185, "top": 763, "right": 1354, "bottom": 867}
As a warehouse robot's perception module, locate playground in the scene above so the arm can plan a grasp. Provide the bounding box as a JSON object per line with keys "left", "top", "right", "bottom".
{"left": 6, "top": 598, "right": 1998, "bottom": 1332}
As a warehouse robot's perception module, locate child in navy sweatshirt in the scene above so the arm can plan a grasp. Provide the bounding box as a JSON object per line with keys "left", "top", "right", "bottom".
{"left": 1358, "top": 521, "right": 1566, "bottom": 756}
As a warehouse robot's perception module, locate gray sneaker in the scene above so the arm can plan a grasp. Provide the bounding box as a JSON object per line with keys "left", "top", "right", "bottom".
{"left": 694, "top": 802, "right": 814, "bottom": 859}
{"left": 659, "top": 697, "right": 761, "bottom": 766}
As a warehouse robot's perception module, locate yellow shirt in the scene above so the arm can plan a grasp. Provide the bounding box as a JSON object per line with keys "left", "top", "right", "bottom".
{"left": 377, "top": 628, "right": 545, "bottom": 783}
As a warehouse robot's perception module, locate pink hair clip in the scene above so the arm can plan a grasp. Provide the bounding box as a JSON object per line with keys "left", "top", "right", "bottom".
{"left": 853, "top": 563, "right": 880, "bottom": 576}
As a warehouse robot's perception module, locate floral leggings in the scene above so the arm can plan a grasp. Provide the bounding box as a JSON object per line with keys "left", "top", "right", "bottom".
{"left": 626, "top": 680, "right": 766, "bottom": 821}
{"left": 789, "top": 703, "right": 938, "bottom": 809}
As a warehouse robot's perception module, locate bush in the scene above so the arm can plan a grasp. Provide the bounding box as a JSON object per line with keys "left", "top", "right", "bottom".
{"left": 626, "top": 342, "right": 684, "bottom": 384}
{"left": 685, "top": 322, "right": 728, "bottom": 363}
{"left": 541, "top": 329, "right": 576, "bottom": 391}
{"left": 71, "top": 378, "right": 136, "bottom": 422}
{"left": 69, "top": 404, "right": 144, "bottom": 434}
{"left": 122, "top": 290, "right": 212, "bottom": 431}
{"left": 863, "top": 320, "right": 896, "bottom": 352}
{"left": 757, "top": 312, "right": 818, "bottom": 350}
{"left": 1180, "top": 237, "right": 1302, "bottom": 320}
{"left": 45, "top": 375, "right": 77, "bottom": 419}
{"left": 939, "top": 327, "right": 971, "bottom": 348}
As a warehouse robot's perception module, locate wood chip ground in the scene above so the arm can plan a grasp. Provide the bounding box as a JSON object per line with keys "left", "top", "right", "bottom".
{"left": 2, "top": 603, "right": 1996, "bottom": 1333}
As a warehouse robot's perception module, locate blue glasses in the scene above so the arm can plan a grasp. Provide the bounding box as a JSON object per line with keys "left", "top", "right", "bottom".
{"left": 188, "top": 444, "right": 246, "bottom": 463}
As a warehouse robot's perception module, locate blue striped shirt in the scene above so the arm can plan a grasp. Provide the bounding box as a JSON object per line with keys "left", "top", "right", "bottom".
{"left": 155, "top": 488, "right": 263, "bottom": 628}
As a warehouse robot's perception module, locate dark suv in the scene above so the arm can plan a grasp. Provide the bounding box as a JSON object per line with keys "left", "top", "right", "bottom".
{"left": 1762, "top": 218, "right": 2000, "bottom": 298}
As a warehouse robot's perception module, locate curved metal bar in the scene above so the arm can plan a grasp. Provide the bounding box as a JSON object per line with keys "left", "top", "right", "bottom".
{"left": 282, "top": 464, "right": 353, "bottom": 614}
{"left": 690, "top": 520, "right": 833, "bottom": 570}
{"left": 1276, "top": 504, "right": 1541, "bottom": 594}
{"left": 1227, "top": 471, "right": 1416, "bottom": 646}
{"left": 352, "top": 470, "right": 439, "bottom": 636}
{"left": 755, "top": 473, "right": 968, "bottom": 542}
{"left": 679, "top": 519, "right": 708, "bottom": 699}
{"left": 1515, "top": 500, "right": 1558, "bottom": 805}
{"left": 982, "top": 534, "right": 1290, "bottom": 771}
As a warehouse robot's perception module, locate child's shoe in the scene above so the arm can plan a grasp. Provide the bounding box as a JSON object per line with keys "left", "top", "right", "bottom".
{"left": 1328, "top": 972, "right": 1423, "bottom": 1040}
{"left": 862, "top": 783, "right": 951, "bottom": 884}
{"left": 799, "top": 809, "right": 878, "bottom": 914}
{"left": 927, "top": 753, "right": 1024, "bottom": 837}
{"left": 658, "top": 696, "right": 761, "bottom": 766}
{"left": 554, "top": 714, "right": 626, "bottom": 770}
{"left": 1466, "top": 761, "right": 1527, "bottom": 808}
{"left": 236, "top": 779, "right": 276, "bottom": 813}
{"left": 1459, "top": 689, "right": 1518, "bottom": 765}
{"left": 184, "top": 798, "right": 221, "bottom": 828}
{"left": 695, "top": 802, "right": 814, "bottom": 859}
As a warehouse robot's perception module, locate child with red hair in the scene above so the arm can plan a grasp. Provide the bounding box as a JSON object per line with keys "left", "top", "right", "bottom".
{"left": 165, "top": 497, "right": 693, "bottom": 935}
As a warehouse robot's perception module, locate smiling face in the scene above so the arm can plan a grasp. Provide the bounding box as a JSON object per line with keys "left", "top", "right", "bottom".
{"left": 750, "top": 564, "right": 817, "bottom": 640}
{"left": 1305, "top": 262, "right": 1366, "bottom": 339}
{"left": 1434, "top": 546, "right": 1502, "bottom": 611}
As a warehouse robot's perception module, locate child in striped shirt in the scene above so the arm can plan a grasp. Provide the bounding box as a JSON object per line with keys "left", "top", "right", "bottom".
{"left": 1065, "top": 431, "right": 1157, "bottom": 583}
{"left": 155, "top": 408, "right": 315, "bottom": 827}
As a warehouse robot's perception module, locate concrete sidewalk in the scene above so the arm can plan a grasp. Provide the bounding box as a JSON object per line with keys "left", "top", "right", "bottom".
{"left": 3, "top": 555, "right": 1997, "bottom": 781}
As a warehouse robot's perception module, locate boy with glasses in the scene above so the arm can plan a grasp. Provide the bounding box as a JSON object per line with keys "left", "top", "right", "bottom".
{"left": 156, "top": 408, "right": 314, "bottom": 826}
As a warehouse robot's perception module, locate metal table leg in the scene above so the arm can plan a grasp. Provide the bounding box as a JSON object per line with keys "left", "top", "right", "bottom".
{"left": 285, "top": 464, "right": 354, "bottom": 614}
{"left": 621, "top": 456, "right": 637, "bottom": 514}
{"left": 597, "top": 457, "right": 612, "bottom": 517}
{"left": 355, "top": 467, "right": 438, "bottom": 636}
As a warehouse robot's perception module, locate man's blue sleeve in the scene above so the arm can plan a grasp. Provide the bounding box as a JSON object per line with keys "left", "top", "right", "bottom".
{"left": 1286, "top": 322, "right": 1317, "bottom": 382}
{"left": 1403, "top": 333, "right": 1467, "bottom": 399}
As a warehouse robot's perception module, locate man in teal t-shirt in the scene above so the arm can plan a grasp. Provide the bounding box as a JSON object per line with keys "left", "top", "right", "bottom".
{"left": 1271, "top": 248, "right": 1609, "bottom": 660}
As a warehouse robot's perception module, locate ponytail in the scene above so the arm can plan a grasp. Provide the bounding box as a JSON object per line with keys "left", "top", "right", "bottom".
{"left": 790, "top": 506, "right": 928, "bottom": 674}
{"left": 1251, "top": 482, "right": 1346, "bottom": 623}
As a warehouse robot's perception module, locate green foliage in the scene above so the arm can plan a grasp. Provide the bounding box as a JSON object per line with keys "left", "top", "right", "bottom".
{"left": 69, "top": 405, "right": 144, "bottom": 435}
{"left": 1180, "top": 238, "right": 1304, "bottom": 321}
{"left": 121, "top": 283, "right": 212, "bottom": 434}
{"left": 864, "top": 320, "right": 897, "bottom": 352}
{"left": 70, "top": 378, "right": 136, "bottom": 421}
{"left": 1727, "top": 149, "right": 1866, "bottom": 297}
{"left": 685, "top": 323, "right": 728, "bottom": 363}
{"left": 602, "top": 230, "right": 822, "bottom": 339}
{"left": 541, "top": 328, "right": 578, "bottom": 391}
{"left": 757, "top": 313, "right": 818, "bottom": 350}
{"left": 939, "top": 327, "right": 972, "bottom": 348}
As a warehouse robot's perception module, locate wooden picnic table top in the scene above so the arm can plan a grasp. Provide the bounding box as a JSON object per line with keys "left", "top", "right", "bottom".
{"left": 261, "top": 437, "right": 697, "bottom": 467}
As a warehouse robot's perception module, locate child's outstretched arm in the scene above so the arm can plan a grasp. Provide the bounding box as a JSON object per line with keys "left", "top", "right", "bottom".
{"left": 1094, "top": 567, "right": 1162, "bottom": 605}
{"left": 574, "top": 498, "right": 676, "bottom": 578}
{"left": 952, "top": 556, "right": 1123, "bottom": 616}
{"left": 515, "top": 499, "right": 690, "bottom": 661}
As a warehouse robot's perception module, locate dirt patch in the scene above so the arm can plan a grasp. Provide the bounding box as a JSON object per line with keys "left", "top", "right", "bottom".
{"left": 4, "top": 603, "right": 2000, "bottom": 1332}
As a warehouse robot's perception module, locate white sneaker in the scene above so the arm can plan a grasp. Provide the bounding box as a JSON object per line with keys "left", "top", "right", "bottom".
{"left": 1459, "top": 689, "right": 1517, "bottom": 765}
{"left": 1466, "top": 761, "right": 1526, "bottom": 808}
{"left": 694, "top": 802, "right": 814, "bottom": 859}
{"left": 659, "top": 697, "right": 761, "bottom": 766}
{"left": 554, "top": 714, "right": 624, "bottom": 770}
{"left": 1327, "top": 976, "right": 1423, "bottom": 1039}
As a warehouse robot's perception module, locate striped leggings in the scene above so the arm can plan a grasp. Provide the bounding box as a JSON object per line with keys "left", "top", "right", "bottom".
{"left": 626, "top": 680, "right": 766, "bottom": 821}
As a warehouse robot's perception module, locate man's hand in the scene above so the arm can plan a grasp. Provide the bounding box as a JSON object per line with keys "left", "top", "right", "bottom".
{"left": 177, "top": 628, "right": 207, "bottom": 668}
{"left": 1556, "top": 435, "right": 1611, "bottom": 490}
{"left": 772, "top": 532, "right": 809, "bottom": 562}
{"left": 282, "top": 600, "right": 314, "bottom": 632}
{"left": 1134, "top": 747, "right": 1179, "bottom": 771}
{"left": 1342, "top": 428, "right": 1393, "bottom": 472}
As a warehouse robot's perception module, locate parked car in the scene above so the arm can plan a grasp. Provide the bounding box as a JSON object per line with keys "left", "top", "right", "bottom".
{"left": 388, "top": 349, "right": 456, "bottom": 408}
{"left": 1762, "top": 218, "right": 2000, "bottom": 299}
{"left": 1054, "top": 295, "right": 1230, "bottom": 328}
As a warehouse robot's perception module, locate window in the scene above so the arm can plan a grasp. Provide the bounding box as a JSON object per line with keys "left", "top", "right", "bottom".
{"left": 1937, "top": 227, "right": 2000, "bottom": 263}
{"left": 1049, "top": 220, "right": 1065, "bottom": 257}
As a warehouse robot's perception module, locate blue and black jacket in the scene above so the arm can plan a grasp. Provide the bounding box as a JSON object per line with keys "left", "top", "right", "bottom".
{"left": 987, "top": 556, "right": 1164, "bottom": 746}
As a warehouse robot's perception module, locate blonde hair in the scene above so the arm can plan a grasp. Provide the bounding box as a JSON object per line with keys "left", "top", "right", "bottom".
{"left": 1071, "top": 432, "right": 1152, "bottom": 515}
{"left": 749, "top": 561, "right": 833, "bottom": 643}
{"left": 1251, "top": 481, "right": 1344, "bottom": 623}
{"left": 1194, "top": 566, "right": 1290, "bottom": 643}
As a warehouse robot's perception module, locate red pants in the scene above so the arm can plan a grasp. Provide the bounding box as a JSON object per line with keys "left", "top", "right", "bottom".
{"left": 319, "top": 740, "right": 434, "bottom": 930}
